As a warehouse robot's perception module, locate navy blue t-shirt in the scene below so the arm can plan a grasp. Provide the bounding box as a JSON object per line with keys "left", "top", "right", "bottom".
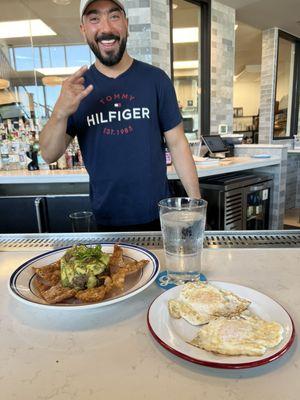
{"left": 67, "top": 60, "right": 182, "bottom": 226}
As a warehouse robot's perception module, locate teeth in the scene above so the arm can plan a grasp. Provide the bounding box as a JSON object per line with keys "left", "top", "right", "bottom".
{"left": 101, "top": 39, "right": 115, "bottom": 44}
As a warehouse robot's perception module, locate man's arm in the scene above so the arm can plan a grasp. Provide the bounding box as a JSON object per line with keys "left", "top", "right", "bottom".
{"left": 39, "top": 65, "right": 93, "bottom": 164}
{"left": 164, "top": 122, "right": 201, "bottom": 198}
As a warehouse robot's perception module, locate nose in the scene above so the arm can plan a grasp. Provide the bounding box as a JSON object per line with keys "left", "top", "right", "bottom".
{"left": 98, "top": 15, "right": 113, "bottom": 33}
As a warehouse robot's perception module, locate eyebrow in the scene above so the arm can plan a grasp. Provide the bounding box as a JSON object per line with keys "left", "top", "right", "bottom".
{"left": 85, "top": 7, "right": 122, "bottom": 17}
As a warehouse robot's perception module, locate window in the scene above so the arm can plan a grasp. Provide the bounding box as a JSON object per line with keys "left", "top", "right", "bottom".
{"left": 233, "top": 22, "right": 262, "bottom": 144}
{"left": 273, "top": 31, "right": 300, "bottom": 139}
{"left": 49, "top": 46, "right": 66, "bottom": 68}
{"left": 66, "top": 45, "right": 91, "bottom": 67}
{"left": 14, "top": 47, "right": 41, "bottom": 71}
{"left": 171, "top": 0, "right": 211, "bottom": 140}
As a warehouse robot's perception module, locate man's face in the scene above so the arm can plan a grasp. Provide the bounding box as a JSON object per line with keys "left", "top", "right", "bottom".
{"left": 80, "top": 0, "right": 128, "bottom": 67}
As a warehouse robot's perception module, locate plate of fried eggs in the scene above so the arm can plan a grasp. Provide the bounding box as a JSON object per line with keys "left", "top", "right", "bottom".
{"left": 147, "top": 281, "right": 295, "bottom": 369}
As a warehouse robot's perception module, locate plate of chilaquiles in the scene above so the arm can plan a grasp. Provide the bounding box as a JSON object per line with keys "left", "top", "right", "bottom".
{"left": 9, "top": 243, "right": 160, "bottom": 309}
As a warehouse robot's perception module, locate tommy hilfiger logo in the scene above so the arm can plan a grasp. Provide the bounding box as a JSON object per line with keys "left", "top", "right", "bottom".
{"left": 86, "top": 108, "right": 150, "bottom": 126}
{"left": 86, "top": 92, "right": 150, "bottom": 130}
{"left": 99, "top": 93, "right": 135, "bottom": 105}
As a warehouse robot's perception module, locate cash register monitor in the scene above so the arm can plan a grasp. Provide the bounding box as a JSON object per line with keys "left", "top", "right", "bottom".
{"left": 202, "top": 135, "right": 229, "bottom": 156}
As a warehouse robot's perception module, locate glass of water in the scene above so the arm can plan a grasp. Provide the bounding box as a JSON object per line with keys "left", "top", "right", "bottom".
{"left": 69, "top": 211, "right": 93, "bottom": 232}
{"left": 158, "top": 197, "right": 207, "bottom": 284}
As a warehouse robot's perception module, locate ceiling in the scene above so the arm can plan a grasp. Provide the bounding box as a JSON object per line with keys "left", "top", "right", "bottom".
{"left": 218, "top": 0, "right": 300, "bottom": 37}
{"left": 0, "top": 0, "right": 83, "bottom": 46}
{"left": 0, "top": 0, "right": 298, "bottom": 48}
{"left": 0, "top": 0, "right": 298, "bottom": 83}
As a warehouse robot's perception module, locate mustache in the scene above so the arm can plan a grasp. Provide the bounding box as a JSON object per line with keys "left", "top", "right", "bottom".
{"left": 96, "top": 34, "right": 120, "bottom": 42}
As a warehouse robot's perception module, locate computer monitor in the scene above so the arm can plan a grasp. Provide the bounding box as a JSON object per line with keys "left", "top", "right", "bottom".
{"left": 202, "top": 135, "right": 229, "bottom": 156}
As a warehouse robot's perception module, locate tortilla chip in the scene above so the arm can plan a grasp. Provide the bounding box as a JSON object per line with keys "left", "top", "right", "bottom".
{"left": 35, "top": 275, "right": 51, "bottom": 293}
{"left": 123, "top": 259, "right": 149, "bottom": 275}
{"left": 111, "top": 270, "right": 126, "bottom": 290}
{"left": 108, "top": 244, "right": 125, "bottom": 274}
{"left": 41, "top": 283, "right": 76, "bottom": 304}
{"left": 34, "top": 261, "right": 61, "bottom": 286}
{"left": 75, "top": 286, "right": 106, "bottom": 303}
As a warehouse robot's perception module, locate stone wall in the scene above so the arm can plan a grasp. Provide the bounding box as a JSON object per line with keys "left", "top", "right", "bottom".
{"left": 210, "top": 0, "right": 235, "bottom": 135}
{"left": 286, "top": 154, "right": 300, "bottom": 209}
{"left": 258, "top": 29, "right": 278, "bottom": 144}
{"left": 125, "top": 0, "right": 171, "bottom": 76}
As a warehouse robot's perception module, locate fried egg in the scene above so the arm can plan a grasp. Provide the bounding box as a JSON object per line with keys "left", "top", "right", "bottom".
{"left": 168, "top": 282, "right": 250, "bottom": 325}
{"left": 189, "top": 312, "right": 284, "bottom": 356}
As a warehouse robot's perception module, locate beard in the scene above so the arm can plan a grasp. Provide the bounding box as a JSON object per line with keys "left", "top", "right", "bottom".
{"left": 88, "top": 33, "right": 127, "bottom": 67}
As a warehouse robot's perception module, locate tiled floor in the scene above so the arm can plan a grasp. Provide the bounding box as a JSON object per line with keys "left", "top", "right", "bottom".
{"left": 284, "top": 208, "right": 300, "bottom": 229}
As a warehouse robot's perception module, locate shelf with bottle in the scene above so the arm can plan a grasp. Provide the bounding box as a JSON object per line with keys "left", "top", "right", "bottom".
{"left": 0, "top": 119, "right": 33, "bottom": 171}
{"left": 0, "top": 118, "right": 85, "bottom": 172}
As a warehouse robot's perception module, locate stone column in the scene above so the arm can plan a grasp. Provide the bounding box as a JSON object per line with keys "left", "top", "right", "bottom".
{"left": 210, "top": 0, "right": 235, "bottom": 135}
{"left": 258, "top": 28, "right": 279, "bottom": 144}
{"left": 125, "top": 0, "right": 171, "bottom": 77}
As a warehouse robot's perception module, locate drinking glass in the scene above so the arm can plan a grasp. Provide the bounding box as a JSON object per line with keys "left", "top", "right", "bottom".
{"left": 69, "top": 211, "right": 93, "bottom": 232}
{"left": 158, "top": 197, "right": 207, "bottom": 284}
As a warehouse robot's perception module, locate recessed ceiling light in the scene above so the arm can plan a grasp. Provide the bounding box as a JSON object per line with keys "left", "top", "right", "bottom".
{"left": 173, "top": 28, "right": 198, "bottom": 43}
{"left": 235, "top": 24, "right": 239, "bottom": 30}
{"left": 52, "top": 0, "right": 72, "bottom": 5}
{"left": 172, "top": 3, "right": 178, "bottom": 9}
{"left": 0, "top": 19, "right": 56, "bottom": 39}
{"left": 173, "top": 60, "right": 198, "bottom": 69}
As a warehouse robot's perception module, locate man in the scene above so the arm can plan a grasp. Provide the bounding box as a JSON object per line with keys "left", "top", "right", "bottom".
{"left": 40, "top": 0, "right": 200, "bottom": 231}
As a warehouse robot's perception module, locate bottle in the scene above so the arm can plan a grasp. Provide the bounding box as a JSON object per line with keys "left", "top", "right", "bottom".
{"left": 246, "top": 194, "right": 254, "bottom": 218}
{"left": 57, "top": 153, "right": 67, "bottom": 170}
{"left": 77, "top": 148, "right": 84, "bottom": 168}
{"left": 19, "top": 132, "right": 30, "bottom": 169}
{"left": 9, "top": 139, "right": 21, "bottom": 170}
{"left": 253, "top": 193, "right": 261, "bottom": 215}
{"left": 165, "top": 147, "right": 172, "bottom": 165}
{"left": 0, "top": 134, "right": 9, "bottom": 171}
{"left": 65, "top": 148, "right": 73, "bottom": 169}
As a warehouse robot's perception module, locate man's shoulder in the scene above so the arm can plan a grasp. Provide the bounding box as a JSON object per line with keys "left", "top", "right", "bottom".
{"left": 134, "top": 60, "right": 170, "bottom": 79}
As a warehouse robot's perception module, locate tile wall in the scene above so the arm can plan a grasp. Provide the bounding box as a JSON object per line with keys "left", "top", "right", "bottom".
{"left": 286, "top": 154, "right": 300, "bottom": 209}
{"left": 125, "top": 0, "right": 171, "bottom": 76}
{"left": 210, "top": 0, "right": 235, "bottom": 135}
{"left": 259, "top": 28, "right": 278, "bottom": 144}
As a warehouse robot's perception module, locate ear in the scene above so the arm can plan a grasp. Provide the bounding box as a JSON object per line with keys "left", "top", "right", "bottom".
{"left": 80, "top": 23, "right": 87, "bottom": 42}
{"left": 126, "top": 17, "right": 129, "bottom": 37}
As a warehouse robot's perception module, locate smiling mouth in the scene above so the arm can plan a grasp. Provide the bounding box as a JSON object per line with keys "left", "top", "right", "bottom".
{"left": 97, "top": 36, "right": 119, "bottom": 49}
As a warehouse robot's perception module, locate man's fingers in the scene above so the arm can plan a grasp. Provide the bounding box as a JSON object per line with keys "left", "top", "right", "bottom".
{"left": 78, "top": 84, "right": 94, "bottom": 100}
{"left": 69, "top": 65, "right": 88, "bottom": 82}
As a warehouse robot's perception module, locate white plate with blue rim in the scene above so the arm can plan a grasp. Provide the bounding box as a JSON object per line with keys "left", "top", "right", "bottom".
{"left": 9, "top": 243, "right": 160, "bottom": 310}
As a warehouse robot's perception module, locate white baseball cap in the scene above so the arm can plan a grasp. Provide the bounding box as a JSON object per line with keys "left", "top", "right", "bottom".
{"left": 80, "top": 0, "right": 125, "bottom": 19}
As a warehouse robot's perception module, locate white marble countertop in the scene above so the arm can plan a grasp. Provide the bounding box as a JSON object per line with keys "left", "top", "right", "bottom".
{"left": 1, "top": 244, "right": 299, "bottom": 400}
{"left": 288, "top": 149, "right": 300, "bottom": 154}
{"left": 0, "top": 156, "right": 281, "bottom": 183}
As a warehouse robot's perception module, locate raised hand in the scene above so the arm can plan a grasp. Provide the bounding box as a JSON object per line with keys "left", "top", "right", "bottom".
{"left": 53, "top": 65, "right": 93, "bottom": 119}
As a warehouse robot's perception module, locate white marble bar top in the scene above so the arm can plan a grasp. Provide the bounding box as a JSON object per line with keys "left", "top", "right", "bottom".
{"left": 1, "top": 244, "right": 299, "bottom": 400}
{"left": 0, "top": 156, "right": 281, "bottom": 184}
{"left": 288, "top": 149, "right": 300, "bottom": 154}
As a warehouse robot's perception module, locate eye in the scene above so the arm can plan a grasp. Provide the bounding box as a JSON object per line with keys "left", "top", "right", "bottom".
{"left": 88, "top": 15, "right": 99, "bottom": 23}
{"left": 110, "top": 12, "right": 121, "bottom": 21}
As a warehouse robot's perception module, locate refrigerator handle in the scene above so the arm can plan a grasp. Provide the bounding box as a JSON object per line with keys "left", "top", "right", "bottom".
{"left": 34, "top": 197, "right": 45, "bottom": 233}
{"left": 248, "top": 185, "right": 266, "bottom": 192}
